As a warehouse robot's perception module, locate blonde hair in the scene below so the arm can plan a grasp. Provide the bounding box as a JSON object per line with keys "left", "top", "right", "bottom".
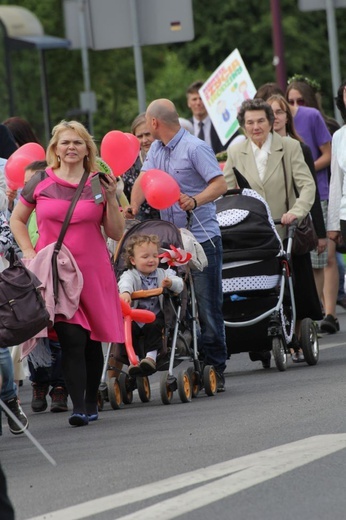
{"left": 46, "top": 120, "right": 98, "bottom": 173}
{"left": 123, "top": 234, "right": 160, "bottom": 269}
{"left": 130, "top": 113, "right": 146, "bottom": 135}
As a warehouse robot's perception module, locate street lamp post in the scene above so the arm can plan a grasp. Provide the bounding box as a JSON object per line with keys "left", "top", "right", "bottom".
{"left": 271, "top": 0, "right": 287, "bottom": 92}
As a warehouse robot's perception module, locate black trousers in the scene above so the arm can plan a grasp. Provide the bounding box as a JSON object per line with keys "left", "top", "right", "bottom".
{"left": 0, "top": 464, "right": 14, "bottom": 520}
{"left": 132, "top": 314, "right": 164, "bottom": 358}
{"left": 54, "top": 323, "right": 103, "bottom": 414}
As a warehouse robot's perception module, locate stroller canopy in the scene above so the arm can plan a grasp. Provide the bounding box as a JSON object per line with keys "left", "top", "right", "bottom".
{"left": 216, "top": 189, "right": 283, "bottom": 262}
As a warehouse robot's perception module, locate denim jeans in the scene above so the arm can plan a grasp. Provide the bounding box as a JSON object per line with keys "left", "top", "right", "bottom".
{"left": 28, "top": 340, "right": 65, "bottom": 388}
{"left": 0, "top": 348, "right": 16, "bottom": 401}
{"left": 336, "top": 252, "right": 345, "bottom": 300}
{"left": 191, "top": 236, "right": 227, "bottom": 374}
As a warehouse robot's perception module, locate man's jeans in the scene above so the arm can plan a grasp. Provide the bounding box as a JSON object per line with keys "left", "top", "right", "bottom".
{"left": 0, "top": 347, "right": 17, "bottom": 436}
{"left": 191, "top": 236, "right": 227, "bottom": 374}
{"left": 28, "top": 340, "right": 65, "bottom": 388}
{"left": 0, "top": 348, "right": 16, "bottom": 401}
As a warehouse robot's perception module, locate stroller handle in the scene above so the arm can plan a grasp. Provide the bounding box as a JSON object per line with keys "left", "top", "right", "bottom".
{"left": 131, "top": 288, "right": 163, "bottom": 299}
{"left": 273, "top": 219, "right": 298, "bottom": 239}
{"left": 224, "top": 189, "right": 242, "bottom": 196}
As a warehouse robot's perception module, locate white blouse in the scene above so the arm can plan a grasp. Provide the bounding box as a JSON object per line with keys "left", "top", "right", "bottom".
{"left": 327, "top": 125, "right": 346, "bottom": 231}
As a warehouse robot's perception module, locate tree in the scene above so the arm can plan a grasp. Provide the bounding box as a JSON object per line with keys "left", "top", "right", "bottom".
{"left": 0, "top": 0, "right": 345, "bottom": 144}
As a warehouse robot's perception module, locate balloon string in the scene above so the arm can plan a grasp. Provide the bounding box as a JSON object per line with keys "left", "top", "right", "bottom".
{"left": 191, "top": 210, "right": 216, "bottom": 248}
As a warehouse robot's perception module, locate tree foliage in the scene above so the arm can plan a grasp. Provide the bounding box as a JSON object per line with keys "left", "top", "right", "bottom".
{"left": 0, "top": 0, "right": 345, "bottom": 145}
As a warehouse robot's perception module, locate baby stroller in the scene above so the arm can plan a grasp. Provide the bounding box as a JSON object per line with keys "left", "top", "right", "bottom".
{"left": 102, "top": 219, "right": 219, "bottom": 406}
{"left": 216, "top": 188, "right": 319, "bottom": 371}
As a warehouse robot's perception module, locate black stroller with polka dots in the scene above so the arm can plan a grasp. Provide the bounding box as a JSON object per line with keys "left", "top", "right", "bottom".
{"left": 216, "top": 188, "right": 319, "bottom": 371}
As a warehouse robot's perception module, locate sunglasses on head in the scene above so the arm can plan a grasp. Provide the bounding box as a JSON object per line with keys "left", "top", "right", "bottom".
{"left": 288, "top": 98, "right": 305, "bottom": 106}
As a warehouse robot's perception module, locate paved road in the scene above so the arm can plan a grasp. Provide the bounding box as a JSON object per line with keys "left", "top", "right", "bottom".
{"left": 1, "top": 307, "right": 346, "bottom": 520}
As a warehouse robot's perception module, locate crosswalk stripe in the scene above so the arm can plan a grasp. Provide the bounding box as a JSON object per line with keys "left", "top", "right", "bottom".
{"left": 26, "top": 434, "right": 346, "bottom": 520}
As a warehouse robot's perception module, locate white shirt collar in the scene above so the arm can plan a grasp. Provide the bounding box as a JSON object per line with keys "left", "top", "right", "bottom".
{"left": 250, "top": 132, "right": 273, "bottom": 155}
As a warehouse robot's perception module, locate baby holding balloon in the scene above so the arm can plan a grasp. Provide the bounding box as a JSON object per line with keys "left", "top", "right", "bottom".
{"left": 118, "top": 233, "right": 183, "bottom": 376}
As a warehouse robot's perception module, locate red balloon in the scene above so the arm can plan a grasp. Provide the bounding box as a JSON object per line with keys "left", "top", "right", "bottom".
{"left": 4, "top": 142, "right": 46, "bottom": 190}
{"left": 120, "top": 298, "right": 155, "bottom": 366}
{"left": 124, "top": 132, "right": 141, "bottom": 157}
{"left": 123, "top": 315, "right": 138, "bottom": 366}
{"left": 19, "top": 142, "right": 46, "bottom": 161}
{"left": 100, "top": 130, "right": 140, "bottom": 176}
{"left": 140, "top": 169, "right": 180, "bottom": 210}
{"left": 131, "top": 309, "right": 156, "bottom": 324}
{"left": 5, "top": 154, "right": 35, "bottom": 190}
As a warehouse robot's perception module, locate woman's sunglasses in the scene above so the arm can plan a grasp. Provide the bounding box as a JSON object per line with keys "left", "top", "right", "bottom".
{"left": 288, "top": 98, "right": 305, "bottom": 106}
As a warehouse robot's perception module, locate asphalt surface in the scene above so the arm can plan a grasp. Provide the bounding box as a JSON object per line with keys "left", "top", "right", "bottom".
{"left": 1, "top": 306, "right": 346, "bottom": 520}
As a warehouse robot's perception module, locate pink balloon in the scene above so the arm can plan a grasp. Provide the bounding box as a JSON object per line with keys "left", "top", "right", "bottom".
{"left": 4, "top": 142, "right": 46, "bottom": 190}
{"left": 124, "top": 132, "right": 141, "bottom": 157}
{"left": 5, "top": 155, "right": 34, "bottom": 190}
{"left": 19, "top": 142, "right": 46, "bottom": 161}
{"left": 140, "top": 169, "right": 180, "bottom": 210}
{"left": 100, "top": 130, "right": 140, "bottom": 176}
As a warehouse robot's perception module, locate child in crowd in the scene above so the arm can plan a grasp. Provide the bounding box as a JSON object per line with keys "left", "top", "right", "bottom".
{"left": 118, "top": 234, "right": 183, "bottom": 376}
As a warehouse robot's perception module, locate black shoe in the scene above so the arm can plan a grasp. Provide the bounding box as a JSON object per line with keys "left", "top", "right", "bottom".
{"left": 69, "top": 413, "right": 89, "bottom": 427}
{"left": 50, "top": 386, "right": 68, "bottom": 413}
{"left": 4, "top": 396, "right": 29, "bottom": 435}
{"left": 249, "top": 350, "right": 271, "bottom": 368}
{"left": 31, "top": 383, "right": 49, "bottom": 412}
{"left": 261, "top": 351, "right": 271, "bottom": 369}
{"left": 216, "top": 372, "right": 226, "bottom": 393}
{"left": 320, "top": 314, "right": 339, "bottom": 334}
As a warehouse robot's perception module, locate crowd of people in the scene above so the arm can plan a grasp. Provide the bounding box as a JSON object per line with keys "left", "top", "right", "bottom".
{"left": 1, "top": 74, "right": 346, "bottom": 441}
{"left": 2, "top": 73, "right": 346, "bottom": 517}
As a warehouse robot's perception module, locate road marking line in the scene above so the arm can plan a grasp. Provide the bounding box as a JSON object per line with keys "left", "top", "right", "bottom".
{"left": 319, "top": 340, "right": 346, "bottom": 350}
{"left": 26, "top": 434, "right": 346, "bottom": 520}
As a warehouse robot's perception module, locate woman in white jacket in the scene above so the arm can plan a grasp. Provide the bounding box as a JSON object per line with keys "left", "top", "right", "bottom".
{"left": 327, "top": 81, "right": 346, "bottom": 244}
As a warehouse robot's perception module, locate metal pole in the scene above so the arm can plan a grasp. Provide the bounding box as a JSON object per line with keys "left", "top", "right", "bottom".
{"left": 129, "top": 0, "right": 146, "bottom": 112}
{"left": 0, "top": 25, "right": 15, "bottom": 115}
{"left": 325, "top": 0, "right": 343, "bottom": 125}
{"left": 38, "top": 50, "right": 51, "bottom": 145}
{"left": 78, "top": 0, "right": 93, "bottom": 134}
{"left": 270, "top": 0, "right": 287, "bottom": 91}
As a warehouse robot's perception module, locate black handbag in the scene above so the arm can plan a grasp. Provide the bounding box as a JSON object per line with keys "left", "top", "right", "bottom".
{"left": 0, "top": 249, "right": 50, "bottom": 347}
{"left": 282, "top": 158, "right": 318, "bottom": 255}
{"left": 291, "top": 214, "right": 318, "bottom": 256}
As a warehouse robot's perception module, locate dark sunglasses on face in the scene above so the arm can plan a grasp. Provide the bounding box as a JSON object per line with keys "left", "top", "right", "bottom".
{"left": 288, "top": 98, "right": 305, "bottom": 106}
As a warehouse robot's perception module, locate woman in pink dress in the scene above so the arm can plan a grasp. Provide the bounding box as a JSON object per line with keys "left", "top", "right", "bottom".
{"left": 11, "top": 120, "right": 125, "bottom": 427}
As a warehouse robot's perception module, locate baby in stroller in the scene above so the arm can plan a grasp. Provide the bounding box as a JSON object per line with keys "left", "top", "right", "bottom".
{"left": 118, "top": 234, "right": 184, "bottom": 376}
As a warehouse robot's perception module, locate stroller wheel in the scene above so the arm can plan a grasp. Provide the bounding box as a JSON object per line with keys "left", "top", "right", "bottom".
{"left": 137, "top": 376, "right": 151, "bottom": 403}
{"left": 187, "top": 367, "right": 200, "bottom": 398}
{"left": 272, "top": 337, "right": 287, "bottom": 371}
{"left": 300, "top": 318, "right": 319, "bottom": 365}
{"left": 160, "top": 372, "right": 175, "bottom": 405}
{"left": 107, "top": 377, "right": 123, "bottom": 410}
{"left": 118, "top": 373, "right": 134, "bottom": 405}
{"left": 177, "top": 370, "right": 192, "bottom": 403}
{"left": 203, "top": 365, "right": 217, "bottom": 396}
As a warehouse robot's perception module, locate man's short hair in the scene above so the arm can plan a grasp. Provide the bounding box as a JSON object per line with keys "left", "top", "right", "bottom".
{"left": 186, "top": 80, "right": 204, "bottom": 96}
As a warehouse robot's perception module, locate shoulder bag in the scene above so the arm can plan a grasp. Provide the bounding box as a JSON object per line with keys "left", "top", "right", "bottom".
{"left": 52, "top": 170, "right": 89, "bottom": 302}
{"left": 0, "top": 248, "right": 50, "bottom": 347}
{"left": 282, "top": 157, "right": 318, "bottom": 256}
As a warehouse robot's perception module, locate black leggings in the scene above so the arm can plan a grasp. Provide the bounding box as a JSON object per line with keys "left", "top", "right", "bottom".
{"left": 54, "top": 323, "right": 103, "bottom": 414}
